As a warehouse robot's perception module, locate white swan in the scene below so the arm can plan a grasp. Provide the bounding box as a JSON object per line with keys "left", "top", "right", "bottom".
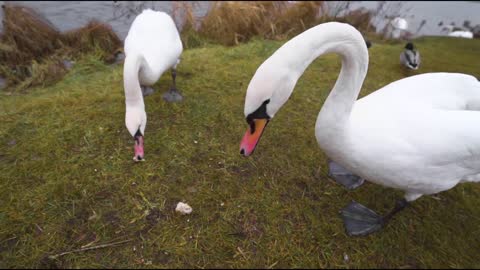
{"left": 123, "top": 9, "right": 183, "bottom": 161}
{"left": 400, "top": 42, "right": 420, "bottom": 70}
{"left": 391, "top": 17, "right": 408, "bottom": 31}
{"left": 239, "top": 22, "right": 480, "bottom": 236}
{"left": 390, "top": 17, "right": 408, "bottom": 39}
{"left": 442, "top": 25, "right": 474, "bottom": 39}
{"left": 448, "top": 30, "right": 474, "bottom": 39}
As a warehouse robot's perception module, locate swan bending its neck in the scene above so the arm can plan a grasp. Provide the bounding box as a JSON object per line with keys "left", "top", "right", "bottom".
{"left": 124, "top": 52, "right": 145, "bottom": 107}
{"left": 122, "top": 9, "right": 183, "bottom": 162}
{"left": 124, "top": 52, "right": 147, "bottom": 161}
{"left": 240, "top": 22, "right": 368, "bottom": 156}
{"left": 240, "top": 22, "right": 480, "bottom": 236}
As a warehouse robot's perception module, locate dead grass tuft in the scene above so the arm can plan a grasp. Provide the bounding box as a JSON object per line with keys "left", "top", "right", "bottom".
{"left": 0, "top": 4, "right": 122, "bottom": 92}
{"left": 0, "top": 4, "right": 62, "bottom": 65}
{"left": 61, "top": 21, "right": 122, "bottom": 62}
{"left": 178, "top": 1, "right": 374, "bottom": 46}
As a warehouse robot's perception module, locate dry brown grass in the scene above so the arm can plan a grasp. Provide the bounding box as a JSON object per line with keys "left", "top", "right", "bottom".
{"left": 197, "top": 1, "right": 314, "bottom": 46}
{"left": 0, "top": 5, "right": 61, "bottom": 66}
{"left": 0, "top": 4, "right": 122, "bottom": 92}
{"left": 180, "top": 1, "right": 375, "bottom": 46}
{"left": 198, "top": 1, "right": 280, "bottom": 46}
{"left": 335, "top": 7, "right": 376, "bottom": 34}
{"left": 171, "top": 1, "right": 206, "bottom": 49}
{"left": 61, "top": 21, "right": 122, "bottom": 62}
{"left": 267, "top": 1, "right": 325, "bottom": 40}
{"left": 172, "top": 1, "right": 197, "bottom": 33}
{"left": 193, "top": 1, "right": 326, "bottom": 46}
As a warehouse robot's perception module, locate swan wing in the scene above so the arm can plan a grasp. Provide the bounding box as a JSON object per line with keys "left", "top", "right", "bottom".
{"left": 124, "top": 9, "right": 183, "bottom": 72}
{"left": 348, "top": 73, "right": 480, "bottom": 188}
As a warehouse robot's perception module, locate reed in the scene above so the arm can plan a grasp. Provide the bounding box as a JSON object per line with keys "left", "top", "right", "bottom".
{"left": 191, "top": 1, "right": 375, "bottom": 46}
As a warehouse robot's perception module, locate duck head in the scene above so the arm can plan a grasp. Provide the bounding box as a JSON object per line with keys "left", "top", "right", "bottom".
{"left": 405, "top": 42, "right": 415, "bottom": 51}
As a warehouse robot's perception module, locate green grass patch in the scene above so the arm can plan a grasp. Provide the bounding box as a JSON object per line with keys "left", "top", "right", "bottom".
{"left": 1, "top": 36, "right": 480, "bottom": 268}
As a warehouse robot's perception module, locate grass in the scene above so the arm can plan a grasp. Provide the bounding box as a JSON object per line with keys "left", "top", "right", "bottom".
{"left": 1, "top": 36, "right": 480, "bottom": 268}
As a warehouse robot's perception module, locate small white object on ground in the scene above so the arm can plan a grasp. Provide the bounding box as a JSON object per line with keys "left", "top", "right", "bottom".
{"left": 175, "top": 202, "right": 192, "bottom": 215}
{"left": 344, "top": 253, "right": 349, "bottom": 263}
{"left": 62, "top": 59, "right": 74, "bottom": 70}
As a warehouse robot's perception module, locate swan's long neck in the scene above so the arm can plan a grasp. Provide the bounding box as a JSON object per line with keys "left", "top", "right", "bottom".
{"left": 266, "top": 23, "right": 368, "bottom": 131}
{"left": 123, "top": 52, "right": 145, "bottom": 109}
{"left": 317, "top": 38, "right": 368, "bottom": 131}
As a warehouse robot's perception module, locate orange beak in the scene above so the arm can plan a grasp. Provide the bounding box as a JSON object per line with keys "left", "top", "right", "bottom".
{"left": 240, "top": 119, "right": 269, "bottom": 157}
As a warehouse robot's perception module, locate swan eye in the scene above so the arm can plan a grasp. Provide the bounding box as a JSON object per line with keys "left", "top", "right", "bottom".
{"left": 245, "top": 99, "right": 271, "bottom": 134}
{"left": 246, "top": 99, "right": 271, "bottom": 120}
{"left": 134, "top": 128, "right": 143, "bottom": 140}
{"left": 247, "top": 118, "right": 256, "bottom": 134}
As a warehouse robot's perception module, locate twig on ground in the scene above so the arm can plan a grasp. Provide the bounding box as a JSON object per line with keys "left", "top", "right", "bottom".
{"left": 48, "top": 239, "right": 133, "bottom": 260}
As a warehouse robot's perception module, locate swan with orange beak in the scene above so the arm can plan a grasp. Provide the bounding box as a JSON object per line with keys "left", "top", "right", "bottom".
{"left": 239, "top": 58, "right": 296, "bottom": 156}
{"left": 239, "top": 22, "right": 480, "bottom": 237}
{"left": 240, "top": 100, "right": 270, "bottom": 156}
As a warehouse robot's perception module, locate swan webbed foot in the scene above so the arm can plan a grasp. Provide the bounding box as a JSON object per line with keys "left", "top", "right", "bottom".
{"left": 340, "top": 201, "right": 383, "bottom": 236}
{"left": 163, "top": 67, "right": 183, "bottom": 102}
{"left": 328, "top": 160, "right": 365, "bottom": 190}
{"left": 340, "top": 199, "right": 409, "bottom": 236}
{"left": 141, "top": 86, "right": 155, "bottom": 97}
{"left": 162, "top": 88, "right": 184, "bottom": 102}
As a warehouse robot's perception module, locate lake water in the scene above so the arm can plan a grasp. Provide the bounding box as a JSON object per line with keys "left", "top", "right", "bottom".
{"left": 0, "top": 1, "right": 479, "bottom": 40}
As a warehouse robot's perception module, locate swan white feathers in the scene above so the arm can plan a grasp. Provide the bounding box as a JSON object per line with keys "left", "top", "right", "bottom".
{"left": 347, "top": 72, "right": 480, "bottom": 198}
{"left": 123, "top": 9, "right": 183, "bottom": 161}
{"left": 391, "top": 17, "right": 408, "bottom": 31}
{"left": 448, "top": 30, "right": 474, "bottom": 39}
{"left": 240, "top": 22, "right": 480, "bottom": 234}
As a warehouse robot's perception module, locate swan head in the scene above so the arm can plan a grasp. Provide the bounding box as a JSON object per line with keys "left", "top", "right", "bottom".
{"left": 125, "top": 107, "right": 147, "bottom": 161}
{"left": 240, "top": 64, "right": 296, "bottom": 156}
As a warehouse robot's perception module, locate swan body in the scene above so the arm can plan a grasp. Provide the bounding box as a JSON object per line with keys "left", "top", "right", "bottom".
{"left": 442, "top": 25, "right": 474, "bottom": 39}
{"left": 240, "top": 22, "right": 480, "bottom": 234}
{"left": 124, "top": 9, "right": 182, "bottom": 86}
{"left": 390, "top": 17, "right": 408, "bottom": 39}
{"left": 123, "top": 9, "right": 183, "bottom": 161}
{"left": 448, "top": 30, "right": 474, "bottom": 39}
{"left": 326, "top": 72, "right": 480, "bottom": 200}
{"left": 391, "top": 17, "right": 408, "bottom": 30}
